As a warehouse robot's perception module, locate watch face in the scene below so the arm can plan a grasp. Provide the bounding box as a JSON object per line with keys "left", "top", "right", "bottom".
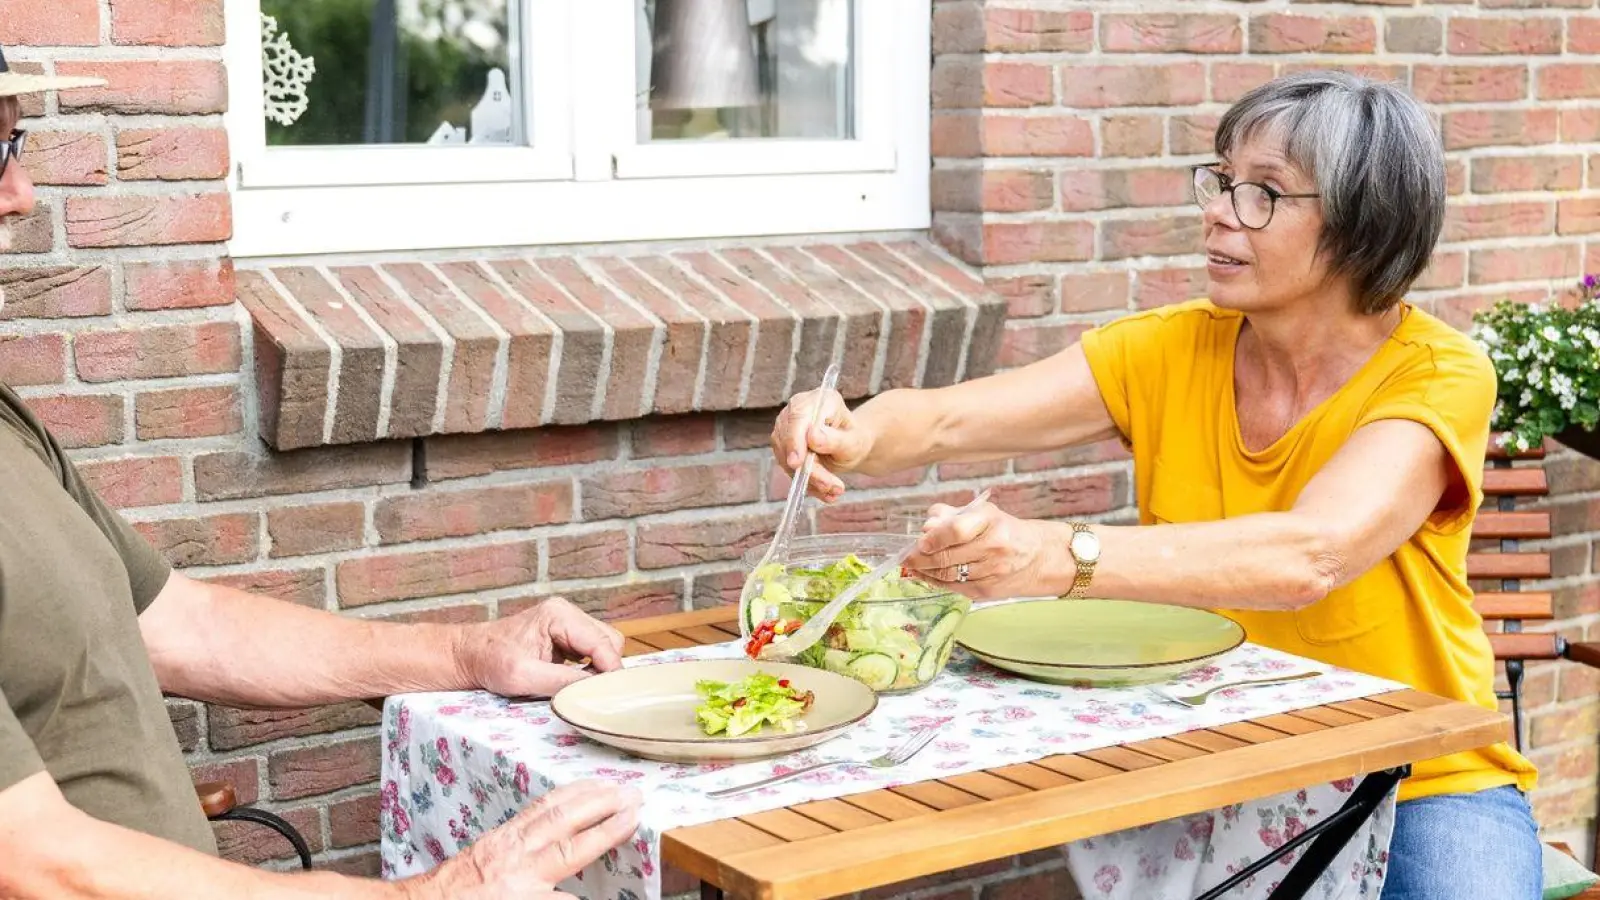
{"left": 1070, "top": 530, "right": 1101, "bottom": 563}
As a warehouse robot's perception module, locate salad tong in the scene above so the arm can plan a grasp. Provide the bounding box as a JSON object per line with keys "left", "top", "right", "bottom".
{"left": 738, "top": 363, "right": 841, "bottom": 638}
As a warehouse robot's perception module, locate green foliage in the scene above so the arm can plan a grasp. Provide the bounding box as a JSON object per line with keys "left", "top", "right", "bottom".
{"left": 261, "top": 0, "right": 510, "bottom": 146}
{"left": 1471, "top": 275, "right": 1600, "bottom": 453}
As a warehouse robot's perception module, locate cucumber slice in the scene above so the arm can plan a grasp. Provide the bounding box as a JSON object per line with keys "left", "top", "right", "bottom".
{"left": 925, "top": 608, "right": 963, "bottom": 650}
{"left": 916, "top": 640, "right": 950, "bottom": 683}
{"left": 822, "top": 648, "right": 854, "bottom": 674}
{"left": 845, "top": 652, "right": 898, "bottom": 691}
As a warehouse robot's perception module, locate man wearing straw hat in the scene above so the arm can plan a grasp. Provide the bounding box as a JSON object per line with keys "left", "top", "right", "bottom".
{"left": 0, "top": 47, "right": 639, "bottom": 900}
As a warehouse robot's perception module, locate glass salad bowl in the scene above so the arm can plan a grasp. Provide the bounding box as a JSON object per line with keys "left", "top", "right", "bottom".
{"left": 740, "top": 533, "right": 972, "bottom": 694}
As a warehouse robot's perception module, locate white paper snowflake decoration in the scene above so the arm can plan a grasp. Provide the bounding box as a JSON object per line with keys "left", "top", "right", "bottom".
{"left": 261, "top": 13, "right": 315, "bottom": 127}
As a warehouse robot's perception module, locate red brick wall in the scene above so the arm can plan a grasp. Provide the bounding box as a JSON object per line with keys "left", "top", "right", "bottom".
{"left": 929, "top": 0, "right": 1600, "bottom": 863}
{"left": 1, "top": 0, "right": 1597, "bottom": 893}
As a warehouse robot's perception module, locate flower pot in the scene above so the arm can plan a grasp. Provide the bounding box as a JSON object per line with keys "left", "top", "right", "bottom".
{"left": 1555, "top": 424, "right": 1600, "bottom": 462}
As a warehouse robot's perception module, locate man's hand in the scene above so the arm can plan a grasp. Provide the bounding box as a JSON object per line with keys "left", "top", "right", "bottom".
{"left": 415, "top": 780, "right": 643, "bottom": 900}
{"left": 456, "top": 597, "right": 626, "bottom": 698}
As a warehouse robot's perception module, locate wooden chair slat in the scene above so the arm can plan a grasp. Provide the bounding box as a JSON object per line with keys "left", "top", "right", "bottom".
{"left": 1168, "top": 730, "right": 1251, "bottom": 753}
{"left": 1248, "top": 713, "right": 1327, "bottom": 735}
{"left": 987, "top": 762, "right": 1076, "bottom": 790}
{"left": 1482, "top": 467, "right": 1548, "bottom": 496}
{"left": 1471, "top": 511, "right": 1553, "bottom": 540}
{"left": 1466, "top": 552, "right": 1551, "bottom": 580}
{"left": 787, "top": 799, "right": 890, "bottom": 832}
{"left": 1122, "top": 737, "right": 1209, "bottom": 761}
{"left": 1474, "top": 592, "right": 1555, "bottom": 620}
{"left": 1079, "top": 746, "right": 1165, "bottom": 771}
{"left": 837, "top": 789, "right": 938, "bottom": 821}
{"left": 1035, "top": 755, "right": 1124, "bottom": 780}
{"left": 1490, "top": 632, "right": 1563, "bottom": 661}
{"left": 940, "top": 771, "right": 1034, "bottom": 801}
{"left": 740, "top": 809, "right": 838, "bottom": 842}
{"left": 891, "top": 781, "right": 985, "bottom": 811}
{"left": 1567, "top": 641, "right": 1600, "bottom": 669}
{"left": 674, "top": 624, "right": 735, "bottom": 646}
{"left": 1211, "top": 721, "right": 1289, "bottom": 744}
{"left": 1486, "top": 436, "right": 1545, "bottom": 460}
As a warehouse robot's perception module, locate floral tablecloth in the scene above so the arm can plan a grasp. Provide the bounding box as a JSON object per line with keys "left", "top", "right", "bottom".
{"left": 380, "top": 639, "right": 1403, "bottom": 900}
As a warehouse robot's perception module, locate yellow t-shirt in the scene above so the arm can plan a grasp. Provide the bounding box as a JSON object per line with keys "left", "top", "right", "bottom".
{"left": 1080, "top": 299, "right": 1536, "bottom": 802}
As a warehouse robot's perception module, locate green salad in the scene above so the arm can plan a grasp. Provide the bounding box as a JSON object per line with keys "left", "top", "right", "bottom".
{"left": 694, "top": 672, "right": 815, "bottom": 737}
{"left": 746, "top": 555, "right": 969, "bottom": 693}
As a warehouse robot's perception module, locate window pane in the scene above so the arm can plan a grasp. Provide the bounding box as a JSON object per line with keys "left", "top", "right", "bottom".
{"left": 639, "top": 0, "right": 854, "bottom": 142}
{"left": 261, "top": 0, "right": 524, "bottom": 147}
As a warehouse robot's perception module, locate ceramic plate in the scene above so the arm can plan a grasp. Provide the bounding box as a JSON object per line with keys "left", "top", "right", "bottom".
{"left": 955, "top": 598, "right": 1246, "bottom": 687}
{"left": 549, "top": 659, "right": 877, "bottom": 763}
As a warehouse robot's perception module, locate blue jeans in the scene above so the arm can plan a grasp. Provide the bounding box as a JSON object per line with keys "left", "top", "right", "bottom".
{"left": 1380, "top": 785, "right": 1541, "bottom": 900}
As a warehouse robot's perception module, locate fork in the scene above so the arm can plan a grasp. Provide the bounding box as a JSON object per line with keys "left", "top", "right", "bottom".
{"left": 1153, "top": 670, "right": 1323, "bottom": 708}
{"left": 704, "top": 725, "right": 943, "bottom": 799}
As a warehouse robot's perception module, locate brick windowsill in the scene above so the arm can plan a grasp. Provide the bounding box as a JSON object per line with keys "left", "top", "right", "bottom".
{"left": 239, "top": 238, "right": 1007, "bottom": 451}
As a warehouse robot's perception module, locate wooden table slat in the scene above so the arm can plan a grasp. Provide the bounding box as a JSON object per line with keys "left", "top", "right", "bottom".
{"left": 711, "top": 623, "right": 744, "bottom": 639}
{"left": 636, "top": 630, "right": 698, "bottom": 650}
{"left": 1292, "top": 706, "right": 1367, "bottom": 728}
{"left": 1080, "top": 746, "right": 1166, "bottom": 771}
{"left": 891, "top": 781, "right": 985, "bottom": 811}
{"left": 617, "top": 607, "right": 746, "bottom": 637}
{"left": 624, "top": 637, "right": 662, "bottom": 655}
{"left": 739, "top": 809, "right": 838, "bottom": 842}
{"left": 940, "top": 771, "right": 1035, "bottom": 801}
{"left": 1249, "top": 712, "right": 1328, "bottom": 735}
{"left": 1035, "top": 754, "right": 1123, "bottom": 781}
{"left": 1328, "top": 698, "right": 1400, "bottom": 720}
{"left": 666, "top": 818, "right": 786, "bottom": 886}
{"left": 787, "top": 799, "right": 890, "bottom": 833}
{"left": 675, "top": 624, "right": 736, "bottom": 646}
{"left": 1121, "top": 737, "right": 1208, "bottom": 761}
{"left": 987, "top": 762, "right": 1076, "bottom": 790}
{"left": 838, "top": 789, "right": 939, "bottom": 822}
{"left": 1211, "top": 721, "right": 1289, "bottom": 745}
{"left": 1167, "top": 729, "right": 1250, "bottom": 753}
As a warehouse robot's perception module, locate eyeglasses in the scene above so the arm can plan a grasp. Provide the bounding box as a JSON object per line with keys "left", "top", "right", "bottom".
{"left": 0, "top": 130, "right": 27, "bottom": 178}
{"left": 1191, "top": 164, "right": 1319, "bottom": 230}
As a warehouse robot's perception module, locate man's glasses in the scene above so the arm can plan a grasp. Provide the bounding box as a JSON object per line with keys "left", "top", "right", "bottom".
{"left": 0, "top": 130, "right": 27, "bottom": 178}
{"left": 1191, "top": 165, "right": 1319, "bottom": 230}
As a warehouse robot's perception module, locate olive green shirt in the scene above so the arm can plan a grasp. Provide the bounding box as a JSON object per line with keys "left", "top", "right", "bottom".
{"left": 0, "top": 383, "right": 215, "bottom": 853}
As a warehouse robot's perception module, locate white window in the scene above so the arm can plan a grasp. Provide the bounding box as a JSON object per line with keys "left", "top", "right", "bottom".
{"left": 224, "top": 0, "right": 931, "bottom": 258}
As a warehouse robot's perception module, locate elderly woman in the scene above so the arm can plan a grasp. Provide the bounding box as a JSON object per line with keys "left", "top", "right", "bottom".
{"left": 772, "top": 71, "right": 1539, "bottom": 899}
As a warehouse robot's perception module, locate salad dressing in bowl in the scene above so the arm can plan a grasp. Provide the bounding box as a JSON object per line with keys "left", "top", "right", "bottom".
{"left": 741, "top": 533, "right": 972, "bottom": 693}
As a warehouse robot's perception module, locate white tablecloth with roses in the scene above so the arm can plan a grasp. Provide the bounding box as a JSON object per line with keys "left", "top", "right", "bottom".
{"left": 379, "top": 640, "right": 1403, "bottom": 900}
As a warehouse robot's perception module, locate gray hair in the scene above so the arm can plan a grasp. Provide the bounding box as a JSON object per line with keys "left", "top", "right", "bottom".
{"left": 1215, "top": 71, "right": 1446, "bottom": 315}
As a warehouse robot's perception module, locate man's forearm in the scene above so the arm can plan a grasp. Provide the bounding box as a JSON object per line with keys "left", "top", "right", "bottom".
{"left": 4, "top": 784, "right": 413, "bottom": 900}
{"left": 146, "top": 577, "right": 473, "bottom": 708}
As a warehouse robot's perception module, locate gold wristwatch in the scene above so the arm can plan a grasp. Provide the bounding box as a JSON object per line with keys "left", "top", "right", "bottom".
{"left": 1065, "top": 523, "right": 1100, "bottom": 599}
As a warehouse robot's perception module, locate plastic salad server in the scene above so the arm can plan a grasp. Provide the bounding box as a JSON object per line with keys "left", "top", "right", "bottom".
{"left": 738, "top": 362, "right": 841, "bottom": 637}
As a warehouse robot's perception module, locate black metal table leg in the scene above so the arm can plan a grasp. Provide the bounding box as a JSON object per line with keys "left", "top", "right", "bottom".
{"left": 1194, "top": 766, "right": 1408, "bottom": 900}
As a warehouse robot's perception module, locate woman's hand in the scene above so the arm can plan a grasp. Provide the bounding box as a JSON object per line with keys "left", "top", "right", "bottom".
{"left": 769, "top": 386, "right": 877, "bottom": 501}
{"left": 904, "top": 501, "right": 1063, "bottom": 600}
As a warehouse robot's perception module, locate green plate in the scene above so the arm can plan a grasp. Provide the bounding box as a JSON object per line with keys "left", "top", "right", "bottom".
{"left": 954, "top": 598, "right": 1246, "bottom": 687}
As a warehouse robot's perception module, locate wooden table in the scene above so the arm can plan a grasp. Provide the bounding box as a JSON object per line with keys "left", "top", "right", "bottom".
{"left": 617, "top": 607, "right": 1509, "bottom": 900}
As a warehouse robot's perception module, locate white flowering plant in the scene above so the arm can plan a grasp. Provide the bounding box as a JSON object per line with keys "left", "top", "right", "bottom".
{"left": 1471, "top": 274, "right": 1600, "bottom": 454}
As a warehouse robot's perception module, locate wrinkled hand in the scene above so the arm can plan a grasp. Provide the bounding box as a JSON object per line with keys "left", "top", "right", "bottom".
{"left": 769, "top": 386, "right": 874, "bottom": 502}
{"left": 415, "top": 780, "right": 643, "bottom": 900}
{"left": 903, "top": 501, "right": 1053, "bottom": 600}
{"left": 457, "top": 597, "right": 625, "bottom": 698}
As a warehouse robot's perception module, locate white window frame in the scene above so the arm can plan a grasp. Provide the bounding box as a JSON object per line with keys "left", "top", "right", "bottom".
{"left": 224, "top": 0, "right": 930, "bottom": 259}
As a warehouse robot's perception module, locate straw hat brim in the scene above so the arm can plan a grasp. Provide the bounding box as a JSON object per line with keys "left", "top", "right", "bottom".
{"left": 0, "top": 73, "right": 107, "bottom": 98}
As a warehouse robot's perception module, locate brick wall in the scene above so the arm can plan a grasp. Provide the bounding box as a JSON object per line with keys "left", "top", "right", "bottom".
{"left": 929, "top": 0, "right": 1600, "bottom": 868}
{"left": 2, "top": 0, "right": 1598, "bottom": 895}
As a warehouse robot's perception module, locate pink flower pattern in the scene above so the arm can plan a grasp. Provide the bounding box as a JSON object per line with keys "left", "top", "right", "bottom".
{"left": 379, "top": 636, "right": 1401, "bottom": 900}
